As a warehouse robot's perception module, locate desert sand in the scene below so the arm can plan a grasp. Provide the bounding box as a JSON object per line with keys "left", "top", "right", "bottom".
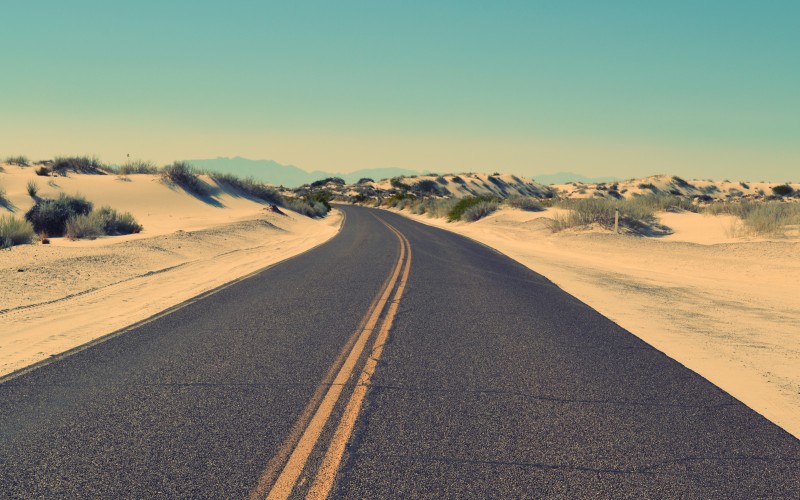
{"left": 394, "top": 205, "right": 800, "bottom": 439}
{"left": 0, "top": 165, "right": 342, "bottom": 378}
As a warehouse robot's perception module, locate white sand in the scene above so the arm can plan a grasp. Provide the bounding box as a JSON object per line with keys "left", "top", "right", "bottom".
{"left": 0, "top": 165, "right": 342, "bottom": 377}
{"left": 394, "top": 206, "right": 800, "bottom": 439}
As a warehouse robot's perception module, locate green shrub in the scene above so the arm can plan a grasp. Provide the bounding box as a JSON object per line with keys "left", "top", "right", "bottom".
{"left": 5, "top": 155, "right": 29, "bottom": 167}
{"left": 390, "top": 177, "right": 411, "bottom": 190}
{"left": 638, "top": 183, "right": 659, "bottom": 193}
{"left": 52, "top": 155, "right": 107, "bottom": 175}
{"left": 162, "top": 161, "right": 210, "bottom": 196}
{"left": 506, "top": 196, "right": 544, "bottom": 212}
{"left": 451, "top": 176, "right": 465, "bottom": 184}
{"left": 285, "top": 198, "right": 329, "bottom": 218}
{"left": 551, "top": 197, "right": 657, "bottom": 233}
{"left": 26, "top": 180, "right": 38, "bottom": 197}
{"left": 742, "top": 203, "right": 800, "bottom": 234}
{"left": 740, "top": 182, "right": 750, "bottom": 190}
{"left": 772, "top": 184, "right": 794, "bottom": 196}
{"left": 357, "top": 177, "right": 374, "bottom": 184}
{"left": 627, "top": 193, "right": 697, "bottom": 213}
{"left": 35, "top": 166, "right": 50, "bottom": 176}
{"left": 447, "top": 196, "right": 496, "bottom": 222}
{"left": 411, "top": 179, "right": 445, "bottom": 196}
{"left": 706, "top": 201, "right": 800, "bottom": 235}
{"left": 65, "top": 212, "right": 105, "bottom": 240}
{"left": 0, "top": 215, "right": 35, "bottom": 248}
{"left": 310, "top": 177, "right": 345, "bottom": 188}
{"left": 25, "top": 193, "right": 93, "bottom": 236}
{"left": 209, "top": 172, "right": 283, "bottom": 204}
{"left": 94, "top": 206, "right": 142, "bottom": 235}
{"left": 118, "top": 160, "right": 159, "bottom": 175}
{"left": 462, "top": 201, "right": 499, "bottom": 221}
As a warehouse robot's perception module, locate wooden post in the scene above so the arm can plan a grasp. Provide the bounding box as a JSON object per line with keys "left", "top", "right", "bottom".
{"left": 614, "top": 208, "right": 619, "bottom": 234}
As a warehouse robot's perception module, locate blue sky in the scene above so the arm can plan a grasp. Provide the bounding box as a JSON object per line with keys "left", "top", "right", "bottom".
{"left": 1, "top": 1, "right": 797, "bottom": 180}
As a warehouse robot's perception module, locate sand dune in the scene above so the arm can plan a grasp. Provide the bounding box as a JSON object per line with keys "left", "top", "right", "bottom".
{"left": 0, "top": 165, "right": 342, "bottom": 377}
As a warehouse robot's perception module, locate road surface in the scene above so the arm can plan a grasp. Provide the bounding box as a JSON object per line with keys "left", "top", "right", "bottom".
{"left": 2, "top": 205, "right": 798, "bottom": 498}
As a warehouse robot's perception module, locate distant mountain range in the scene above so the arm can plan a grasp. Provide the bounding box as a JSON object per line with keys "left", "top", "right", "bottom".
{"left": 185, "top": 157, "right": 424, "bottom": 187}
{"left": 185, "top": 157, "right": 617, "bottom": 188}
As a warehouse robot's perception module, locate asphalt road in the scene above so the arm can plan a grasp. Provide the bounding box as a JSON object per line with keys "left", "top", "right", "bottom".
{"left": 1, "top": 205, "right": 798, "bottom": 498}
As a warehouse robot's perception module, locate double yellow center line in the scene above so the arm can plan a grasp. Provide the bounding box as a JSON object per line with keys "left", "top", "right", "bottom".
{"left": 250, "top": 215, "right": 412, "bottom": 499}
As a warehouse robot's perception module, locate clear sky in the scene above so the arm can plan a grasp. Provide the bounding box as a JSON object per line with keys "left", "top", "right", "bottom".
{"left": 2, "top": 1, "right": 797, "bottom": 180}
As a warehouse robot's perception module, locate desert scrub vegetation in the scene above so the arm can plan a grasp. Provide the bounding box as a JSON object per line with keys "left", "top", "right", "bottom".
{"left": 284, "top": 197, "right": 329, "bottom": 218}
{"left": 462, "top": 200, "right": 499, "bottom": 221}
{"left": 704, "top": 201, "right": 800, "bottom": 236}
{"left": 161, "top": 161, "right": 210, "bottom": 196}
{"left": 771, "top": 184, "right": 795, "bottom": 197}
{"left": 25, "top": 194, "right": 142, "bottom": 240}
{"left": 209, "top": 172, "right": 283, "bottom": 204}
{"left": 505, "top": 196, "right": 544, "bottom": 212}
{"left": 5, "top": 155, "right": 29, "bottom": 167}
{"left": 24, "top": 193, "right": 93, "bottom": 236}
{"left": 0, "top": 215, "right": 35, "bottom": 248}
{"left": 118, "top": 159, "right": 159, "bottom": 175}
{"left": 551, "top": 197, "right": 658, "bottom": 234}
{"left": 64, "top": 207, "right": 142, "bottom": 240}
{"left": 446, "top": 196, "right": 498, "bottom": 222}
{"left": 52, "top": 156, "right": 107, "bottom": 175}
{"left": 26, "top": 180, "right": 39, "bottom": 198}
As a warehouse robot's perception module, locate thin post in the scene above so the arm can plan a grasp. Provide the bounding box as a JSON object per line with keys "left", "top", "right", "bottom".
{"left": 614, "top": 208, "right": 619, "bottom": 234}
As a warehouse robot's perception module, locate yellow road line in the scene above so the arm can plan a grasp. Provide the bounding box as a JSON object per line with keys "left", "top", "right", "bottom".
{"left": 247, "top": 255, "right": 392, "bottom": 500}
{"left": 263, "top": 216, "right": 409, "bottom": 500}
{"left": 307, "top": 219, "right": 412, "bottom": 499}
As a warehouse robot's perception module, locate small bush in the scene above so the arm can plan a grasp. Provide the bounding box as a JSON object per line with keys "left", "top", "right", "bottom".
{"left": 119, "top": 160, "right": 159, "bottom": 175}
{"left": 0, "top": 215, "right": 35, "bottom": 248}
{"left": 551, "top": 197, "right": 658, "bottom": 233}
{"left": 740, "top": 182, "right": 750, "bottom": 190}
{"left": 25, "top": 193, "right": 93, "bottom": 236}
{"left": 357, "top": 177, "right": 374, "bottom": 184}
{"left": 94, "top": 206, "right": 142, "bottom": 235}
{"left": 638, "top": 183, "right": 659, "bottom": 193}
{"left": 506, "top": 196, "right": 544, "bottom": 212}
{"left": 162, "top": 161, "right": 210, "bottom": 196}
{"left": 451, "top": 176, "right": 465, "bottom": 184}
{"left": 52, "top": 156, "right": 107, "bottom": 175}
{"left": 390, "top": 177, "right": 411, "bottom": 190}
{"left": 285, "top": 198, "right": 329, "bottom": 218}
{"left": 743, "top": 203, "right": 800, "bottom": 234}
{"left": 310, "top": 177, "right": 345, "bottom": 188}
{"left": 209, "top": 172, "right": 283, "bottom": 204}
{"left": 462, "top": 201, "right": 499, "bottom": 221}
{"left": 27, "top": 180, "right": 38, "bottom": 197}
{"left": 36, "top": 166, "right": 50, "bottom": 176}
{"left": 411, "top": 179, "right": 445, "bottom": 196}
{"left": 447, "top": 196, "right": 496, "bottom": 222}
{"left": 65, "top": 212, "right": 105, "bottom": 240}
{"left": 671, "top": 176, "right": 692, "bottom": 188}
{"left": 6, "top": 155, "right": 29, "bottom": 167}
{"left": 705, "top": 201, "right": 800, "bottom": 235}
{"left": 772, "top": 184, "right": 794, "bottom": 196}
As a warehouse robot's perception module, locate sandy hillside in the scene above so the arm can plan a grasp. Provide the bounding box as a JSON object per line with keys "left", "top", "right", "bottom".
{"left": 0, "top": 164, "right": 342, "bottom": 377}
{"left": 357, "top": 172, "right": 553, "bottom": 199}
{"left": 393, "top": 205, "right": 800, "bottom": 439}
{"left": 550, "top": 174, "right": 800, "bottom": 201}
